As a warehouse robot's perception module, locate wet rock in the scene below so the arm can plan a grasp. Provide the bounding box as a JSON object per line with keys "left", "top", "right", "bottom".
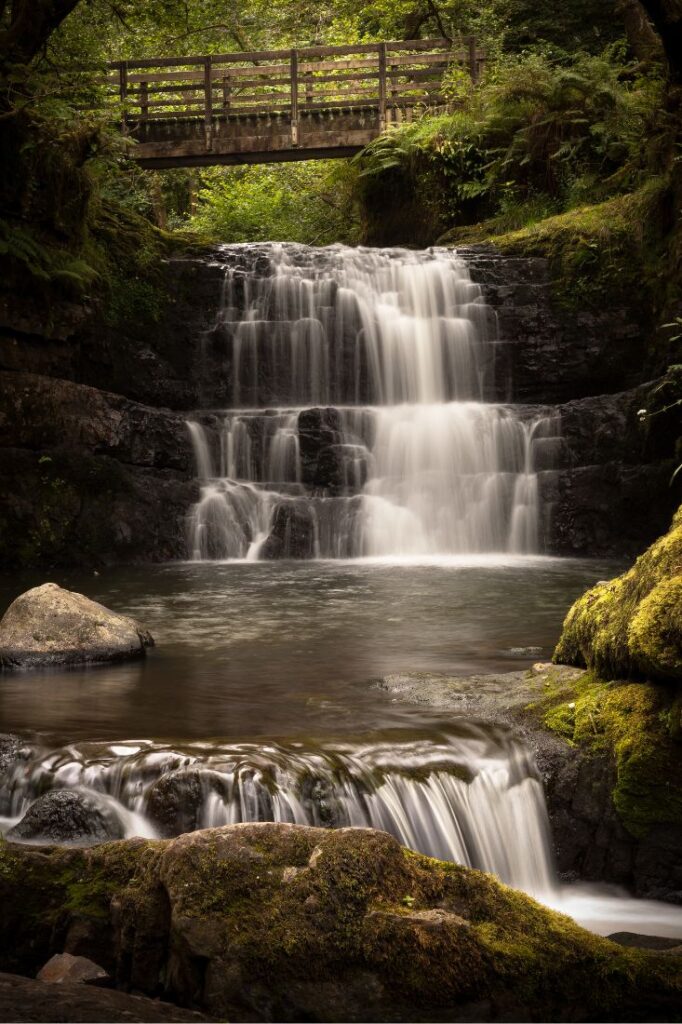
{"left": 0, "top": 972, "right": 213, "bottom": 1022}
{"left": 0, "top": 583, "right": 154, "bottom": 670}
{"left": 36, "top": 952, "right": 109, "bottom": 986}
{"left": 0, "top": 734, "right": 20, "bottom": 779}
{"left": 261, "top": 501, "right": 316, "bottom": 559}
{"left": 6, "top": 790, "right": 124, "bottom": 846}
{"left": 0, "top": 824, "right": 679, "bottom": 1023}
{"left": 146, "top": 767, "right": 225, "bottom": 838}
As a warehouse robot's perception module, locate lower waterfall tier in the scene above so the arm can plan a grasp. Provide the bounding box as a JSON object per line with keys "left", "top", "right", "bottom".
{"left": 0, "top": 730, "right": 554, "bottom": 896}
{"left": 187, "top": 403, "right": 559, "bottom": 560}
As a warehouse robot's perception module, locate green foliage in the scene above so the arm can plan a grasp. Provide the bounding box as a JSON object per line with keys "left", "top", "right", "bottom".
{"left": 358, "top": 49, "right": 663, "bottom": 234}
{"left": 188, "top": 160, "right": 361, "bottom": 244}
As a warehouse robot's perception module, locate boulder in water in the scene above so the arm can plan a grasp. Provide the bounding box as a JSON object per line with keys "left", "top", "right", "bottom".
{"left": 6, "top": 789, "right": 125, "bottom": 846}
{"left": 146, "top": 767, "right": 224, "bottom": 838}
{"left": 0, "top": 583, "right": 154, "bottom": 670}
{"left": 261, "top": 501, "right": 316, "bottom": 559}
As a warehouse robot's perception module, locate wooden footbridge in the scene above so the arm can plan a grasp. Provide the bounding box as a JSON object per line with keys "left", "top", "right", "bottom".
{"left": 98, "top": 38, "right": 484, "bottom": 168}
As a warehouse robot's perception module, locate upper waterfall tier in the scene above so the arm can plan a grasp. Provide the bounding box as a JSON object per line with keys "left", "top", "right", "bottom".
{"left": 186, "top": 244, "right": 559, "bottom": 560}
{"left": 213, "top": 243, "right": 497, "bottom": 407}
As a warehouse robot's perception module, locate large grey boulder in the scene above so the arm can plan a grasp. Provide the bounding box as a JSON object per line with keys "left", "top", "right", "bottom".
{"left": 0, "top": 583, "right": 154, "bottom": 670}
{"left": 6, "top": 789, "right": 124, "bottom": 846}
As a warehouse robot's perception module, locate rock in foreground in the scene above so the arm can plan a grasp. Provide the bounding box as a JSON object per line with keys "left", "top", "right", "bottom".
{"left": 0, "top": 583, "right": 153, "bottom": 670}
{"left": 0, "top": 823, "right": 680, "bottom": 1023}
{"left": 0, "top": 972, "right": 212, "bottom": 1022}
{"left": 6, "top": 789, "right": 124, "bottom": 847}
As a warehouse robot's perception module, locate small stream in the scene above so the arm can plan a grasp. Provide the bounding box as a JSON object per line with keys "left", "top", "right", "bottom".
{"left": 1, "top": 560, "right": 681, "bottom": 940}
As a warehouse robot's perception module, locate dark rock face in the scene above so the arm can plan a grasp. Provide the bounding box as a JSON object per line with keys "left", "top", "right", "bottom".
{"left": 0, "top": 824, "right": 678, "bottom": 1023}
{"left": 460, "top": 249, "right": 652, "bottom": 404}
{"left": 545, "top": 746, "right": 682, "bottom": 902}
{"left": 0, "top": 734, "right": 20, "bottom": 779}
{"left": 6, "top": 789, "right": 124, "bottom": 846}
{"left": 0, "top": 371, "right": 197, "bottom": 568}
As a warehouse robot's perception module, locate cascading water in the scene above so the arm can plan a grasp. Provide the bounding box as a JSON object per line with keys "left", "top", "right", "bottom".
{"left": 0, "top": 729, "right": 560, "bottom": 897}
{"left": 186, "top": 244, "right": 558, "bottom": 560}
{"left": 3, "top": 730, "right": 681, "bottom": 938}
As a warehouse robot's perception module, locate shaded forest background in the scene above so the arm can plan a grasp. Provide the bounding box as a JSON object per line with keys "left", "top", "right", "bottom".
{"left": 0, "top": 0, "right": 681, "bottom": 367}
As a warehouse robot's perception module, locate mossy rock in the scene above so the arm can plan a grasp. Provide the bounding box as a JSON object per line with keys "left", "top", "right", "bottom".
{"left": 0, "top": 824, "right": 680, "bottom": 1021}
{"left": 554, "top": 503, "right": 682, "bottom": 682}
{"left": 531, "top": 670, "right": 682, "bottom": 841}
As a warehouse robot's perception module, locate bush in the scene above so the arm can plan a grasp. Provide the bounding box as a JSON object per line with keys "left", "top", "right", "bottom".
{"left": 357, "top": 48, "right": 663, "bottom": 233}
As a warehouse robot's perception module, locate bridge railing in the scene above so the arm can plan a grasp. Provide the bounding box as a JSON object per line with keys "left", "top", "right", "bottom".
{"left": 96, "top": 37, "right": 484, "bottom": 142}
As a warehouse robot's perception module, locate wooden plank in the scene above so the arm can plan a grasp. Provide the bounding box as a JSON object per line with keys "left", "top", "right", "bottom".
{"left": 387, "top": 53, "right": 452, "bottom": 66}
{"left": 106, "top": 51, "right": 459, "bottom": 86}
{"left": 204, "top": 56, "right": 213, "bottom": 148}
{"left": 378, "top": 43, "right": 387, "bottom": 130}
{"left": 385, "top": 38, "right": 450, "bottom": 51}
{"left": 290, "top": 48, "right": 298, "bottom": 146}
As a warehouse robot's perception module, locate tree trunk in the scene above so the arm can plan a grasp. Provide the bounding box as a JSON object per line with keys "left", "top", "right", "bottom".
{"left": 617, "top": 0, "right": 665, "bottom": 64}
{"left": 0, "top": 0, "right": 81, "bottom": 67}
{"left": 638, "top": 0, "right": 682, "bottom": 83}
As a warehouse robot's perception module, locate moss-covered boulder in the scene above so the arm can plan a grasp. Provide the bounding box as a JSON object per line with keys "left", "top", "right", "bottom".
{"left": 531, "top": 670, "right": 682, "bottom": 846}
{"left": 0, "top": 823, "right": 680, "bottom": 1022}
{"left": 554, "top": 504, "right": 682, "bottom": 681}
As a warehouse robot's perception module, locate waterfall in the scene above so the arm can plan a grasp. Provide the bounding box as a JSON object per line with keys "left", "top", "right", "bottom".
{"left": 0, "top": 730, "right": 556, "bottom": 897}
{"left": 186, "top": 244, "right": 559, "bottom": 560}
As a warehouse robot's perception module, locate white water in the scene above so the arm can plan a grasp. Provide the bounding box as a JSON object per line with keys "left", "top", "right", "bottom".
{"left": 2, "top": 733, "right": 680, "bottom": 939}
{"left": 187, "top": 245, "right": 558, "bottom": 560}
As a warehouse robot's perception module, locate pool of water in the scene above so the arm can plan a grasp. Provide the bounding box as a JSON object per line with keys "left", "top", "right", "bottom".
{"left": 0, "top": 555, "right": 618, "bottom": 742}
{"left": 3, "top": 556, "right": 681, "bottom": 941}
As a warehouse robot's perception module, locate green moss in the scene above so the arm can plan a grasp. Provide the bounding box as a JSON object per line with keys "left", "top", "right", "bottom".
{"left": 533, "top": 672, "right": 682, "bottom": 839}
{"left": 2, "top": 825, "right": 681, "bottom": 1019}
{"left": 441, "top": 187, "right": 666, "bottom": 317}
{"left": 554, "top": 503, "right": 682, "bottom": 682}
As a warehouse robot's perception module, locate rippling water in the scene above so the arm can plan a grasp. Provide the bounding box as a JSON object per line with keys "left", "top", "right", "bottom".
{"left": 2, "top": 558, "right": 681, "bottom": 941}
{"left": 0, "top": 557, "right": 617, "bottom": 740}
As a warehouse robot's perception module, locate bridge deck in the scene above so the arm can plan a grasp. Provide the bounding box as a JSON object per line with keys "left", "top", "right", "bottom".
{"left": 97, "top": 38, "right": 484, "bottom": 168}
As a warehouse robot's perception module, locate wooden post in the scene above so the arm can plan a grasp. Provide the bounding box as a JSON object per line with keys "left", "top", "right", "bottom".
{"left": 305, "top": 74, "right": 313, "bottom": 107}
{"left": 222, "top": 75, "right": 231, "bottom": 112}
{"left": 204, "top": 56, "right": 213, "bottom": 150}
{"left": 290, "top": 49, "right": 299, "bottom": 145}
{"left": 378, "top": 42, "right": 387, "bottom": 131}
{"left": 467, "top": 35, "right": 478, "bottom": 82}
{"left": 119, "top": 61, "right": 128, "bottom": 134}
{"left": 140, "top": 80, "right": 149, "bottom": 121}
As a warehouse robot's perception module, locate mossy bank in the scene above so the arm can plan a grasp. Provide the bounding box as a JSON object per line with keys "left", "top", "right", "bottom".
{"left": 530, "top": 503, "right": 682, "bottom": 897}
{"left": 1, "top": 823, "right": 681, "bottom": 1022}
